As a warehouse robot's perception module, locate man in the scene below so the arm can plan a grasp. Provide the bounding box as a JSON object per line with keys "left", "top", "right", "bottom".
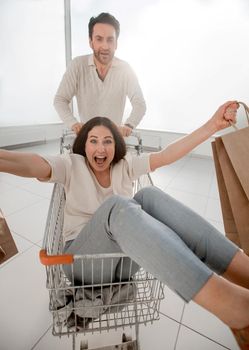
{"left": 54, "top": 12, "right": 146, "bottom": 136}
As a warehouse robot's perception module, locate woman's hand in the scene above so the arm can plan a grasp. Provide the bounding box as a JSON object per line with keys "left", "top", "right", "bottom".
{"left": 150, "top": 100, "right": 239, "bottom": 172}
{"left": 207, "top": 101, "right": 239, "bottom": 133}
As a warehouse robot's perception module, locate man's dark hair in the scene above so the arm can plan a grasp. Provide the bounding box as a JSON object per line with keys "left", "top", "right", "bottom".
{"left": 88, "top": 12, "right": 120, "bottom": 39}
{"left": 72, "top": 117, "right": 126, "bottom": 165}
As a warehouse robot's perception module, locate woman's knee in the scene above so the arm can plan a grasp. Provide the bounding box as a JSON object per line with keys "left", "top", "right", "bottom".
{"left": 102, "top": 195, "right": 139, "bottom": 218}
{"left": 134, "top": 186, "right": 165, "bottom": 205}
{"left": 134, "top": 185, "right": 155, "bottom": 199}
{"left": 104, "top": 194, "right": 132, "bottom": 208}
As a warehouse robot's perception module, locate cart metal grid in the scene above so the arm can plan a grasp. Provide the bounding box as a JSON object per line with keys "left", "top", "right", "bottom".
{"left": 40, "top": 132, "right": 165, "bottom": 349}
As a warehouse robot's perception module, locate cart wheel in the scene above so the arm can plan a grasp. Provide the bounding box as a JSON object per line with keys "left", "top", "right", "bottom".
{"left": 122, "top": 333, "right": 132, "bottom": 343}
{"left": 80, "top": 340, "right": 88, "bottom": 349}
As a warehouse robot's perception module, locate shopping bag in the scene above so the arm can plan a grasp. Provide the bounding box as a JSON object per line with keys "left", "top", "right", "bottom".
{"left": 211, "top": 140, "right": 241, "bottom": 247}
{"left": 211, "top": 102, "right": 249, "bottom": 254}
{"left": 0, "top": 209, "right": 18, "bottom": 264}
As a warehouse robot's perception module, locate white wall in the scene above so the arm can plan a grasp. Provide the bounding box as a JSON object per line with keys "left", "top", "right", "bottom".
{"left": 0, "top": 0, "right": 65, "bottom": 126}
{"left": 1, "top": 0, "right": 248, "bottom": 152}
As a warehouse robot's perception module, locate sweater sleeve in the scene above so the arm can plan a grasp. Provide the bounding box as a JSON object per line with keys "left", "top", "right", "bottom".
{"left": 39, "top": 154, "right": 71, "bottom": 187}
{"left": 124, "top": 64, "right": 146, "bottom": 128}
{"left": 53, "top": 58, "right": 80, "bottom": 129}
{"left": 126, "top": 153, "right": 151, "bottom": 181}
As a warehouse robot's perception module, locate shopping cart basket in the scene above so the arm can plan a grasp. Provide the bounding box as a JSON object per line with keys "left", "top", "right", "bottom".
{"left": 40, "top": 133, "right": 164, "bottom": 350}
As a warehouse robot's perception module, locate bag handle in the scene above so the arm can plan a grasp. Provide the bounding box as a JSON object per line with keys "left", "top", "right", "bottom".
{"left": 229, "top": 101, "right": 249, "bottom": 130}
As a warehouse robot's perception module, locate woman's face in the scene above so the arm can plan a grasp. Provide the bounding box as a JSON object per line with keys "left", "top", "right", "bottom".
{"left": 85, "top": 125, "right": 115, "bottom": 175}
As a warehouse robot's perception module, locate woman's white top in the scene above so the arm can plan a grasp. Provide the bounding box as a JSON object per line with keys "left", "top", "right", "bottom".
{"left": 42, "top": 153, "right": 150, "bottom": 241}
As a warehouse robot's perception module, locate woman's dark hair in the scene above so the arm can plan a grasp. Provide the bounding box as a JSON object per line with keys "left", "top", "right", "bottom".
{"left": 72, "top": 117, "right": 126, "bottom": 165}
{"left": 88, "top": 12, "right": 120, "bottom": 39}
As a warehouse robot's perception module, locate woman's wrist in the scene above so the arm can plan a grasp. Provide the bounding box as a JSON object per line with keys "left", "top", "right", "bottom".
{"left": 204, "top": 119, "right": 218, "bottom": 136}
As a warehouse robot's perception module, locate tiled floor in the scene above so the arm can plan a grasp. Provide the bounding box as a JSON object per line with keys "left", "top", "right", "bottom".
{"left": 0, "top": 140, "right": 240, "bottom": 350}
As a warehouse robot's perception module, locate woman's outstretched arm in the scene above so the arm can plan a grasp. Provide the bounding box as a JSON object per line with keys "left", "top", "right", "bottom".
{"left": 150, "top": 101, "right": 238, "bottom": 171}
{"left": 0, "top": 149, "right": 51, "bottom": 180}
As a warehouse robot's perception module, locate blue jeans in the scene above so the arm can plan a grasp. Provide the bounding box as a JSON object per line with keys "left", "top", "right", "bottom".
{"left": 63, "top": 186, "right": 238, "bottom": 302}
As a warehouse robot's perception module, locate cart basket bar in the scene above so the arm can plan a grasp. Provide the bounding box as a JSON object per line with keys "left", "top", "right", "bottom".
{"left": 40, "top": 250, "right": 129, "bottom": 266}
{"left": 40, "top": 249, "right": 74, "bottom": 266}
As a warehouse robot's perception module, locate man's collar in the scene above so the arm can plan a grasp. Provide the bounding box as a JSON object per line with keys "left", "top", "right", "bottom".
{"left": 88, "top": 54, "right": 95, "bottom": 66}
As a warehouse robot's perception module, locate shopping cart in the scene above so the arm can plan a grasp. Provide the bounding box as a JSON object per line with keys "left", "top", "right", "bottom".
{"left": 40, "top": 131, "right": 165, "bottom": 350}
{"left": 59, "top": 129, "right": 162, "bottom": 155}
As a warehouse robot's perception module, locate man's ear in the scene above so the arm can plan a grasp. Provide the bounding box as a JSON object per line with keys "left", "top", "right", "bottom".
{"left": 89, "top": 37, "right": 93, "bottom": 49}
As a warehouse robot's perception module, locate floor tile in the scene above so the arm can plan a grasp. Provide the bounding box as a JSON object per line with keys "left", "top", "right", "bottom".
{"left": 0, "top": 187, "right": 44, "bottom": 216}
{"left": 20, "top": 179, "right": 53, "bottom": 199}
{"left": 0, "top": 172, "right": 34, "bottom": 187}
{"left": 182, "top": 301, "right": 239, "bottom": 349}
{"left": 168, "top": 172, "right": 213, "bottom": 197}
{"left": 0, "top": 245, "right": 51, "bottom": 350}
{"left": 6, "top": 199, "right": 50, "bottom": 244}
{"left": 159, "top": 285, "right": 185, "bottom": 322}
{"left": 181, "top": 156, "right": 215, "bottom": 175}
{"left": 151, "top": 157, "right": 189, "bottom": 191}
{"left": 151, "top": 168, "right": 176, "bottom": 190}
{"left": 176, "top": 325, "right": 233, "bottom": 349}
{"left": 205, "top": 197, "right": 223, "bottom": 223}
{"left": 33, "top": 314, "right": 180, "bottom": 350}
{"left": 168, "top": 157, "right": 216, "bottom": 196}
{"left": 34, "top": 326, "right": 134, "bottom": 350}
{"left": 139, "top": 315, "right": 180, "bottom": 350}
{"left": 209, "top": 175, "right": 220, "bottom": 199}
{"left": 33, "top": 327, "right": 76, "bottom": 350}
{"left": 0, "top": 181, "right": 13, "bottom": 195}
{"left": 165, "top": 188, "right": 208, "bottom": 217}
{"left": 12, "top": 232, "right": 34, "bottom": 253}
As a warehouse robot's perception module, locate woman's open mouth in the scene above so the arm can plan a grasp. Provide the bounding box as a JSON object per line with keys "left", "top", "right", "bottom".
{"left": 94, "top": 156, "right": 107, "bottom": 165}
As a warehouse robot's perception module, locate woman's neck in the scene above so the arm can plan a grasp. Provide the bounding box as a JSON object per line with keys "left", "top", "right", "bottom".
{"left": 94, "top": 170, "right": 111, "bottom": 188}
{"left": 87, "top": 162, "right": 111, "bottom": 188}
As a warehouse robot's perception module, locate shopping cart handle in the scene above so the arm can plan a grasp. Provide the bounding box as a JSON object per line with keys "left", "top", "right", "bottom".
{"left": 39, "top": 249, "right": 74, "bottom": 266}
{"left": 130, "top": 130, "right": 141, "bottom": 141}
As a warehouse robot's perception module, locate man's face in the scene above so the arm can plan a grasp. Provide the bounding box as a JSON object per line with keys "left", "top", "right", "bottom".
{"left": 89, "top": 23, "right": 117, "bottom": 66}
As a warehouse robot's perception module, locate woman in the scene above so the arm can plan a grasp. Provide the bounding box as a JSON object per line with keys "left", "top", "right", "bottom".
{"left": 0, "top": 101, "right": 248, "bottom": 349}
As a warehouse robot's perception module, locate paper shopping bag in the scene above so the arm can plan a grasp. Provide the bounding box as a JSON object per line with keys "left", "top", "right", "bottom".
{"left": 211, "top": 141, "right": 241, "bottom": 247}
{"left": 222, "top": 126, "right": 249, "bottom": 199}
{"left": 0, "top": 209, "right": 18, "bottom": 264}
{"left": 211, "top": 102, "right": 249, "bottom": 254}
